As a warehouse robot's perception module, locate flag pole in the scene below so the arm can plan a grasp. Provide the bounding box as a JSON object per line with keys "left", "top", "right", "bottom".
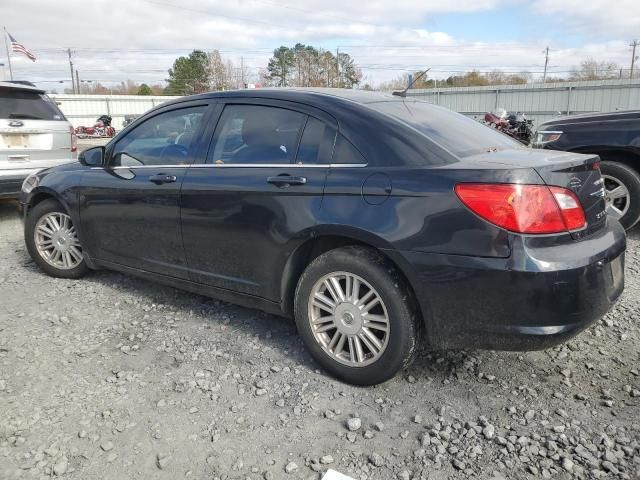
{"left": 3, "top": 27, "right": 13, "bottom": 80}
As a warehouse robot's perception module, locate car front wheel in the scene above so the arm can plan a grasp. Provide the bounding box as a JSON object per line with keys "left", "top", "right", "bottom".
{"left": 25, "top": 199, "right": 89, "bottom": 279}
{"left": 600, "top": 161, "right": 640, "bottom": 230}
{"left": 294, "top": 246, "right": 419, "bottom": 385}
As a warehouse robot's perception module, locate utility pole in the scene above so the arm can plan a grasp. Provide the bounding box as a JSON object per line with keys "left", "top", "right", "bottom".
{"left": 75, "top": 69, "right": 80, "bottom": 94}
{"left": 630, "top": 40, "right": 639, "bottom": 79}
{"left": 542, "top": 47, "right": 549, "bottom": 83}
{"left": 67, "top": 48, "right": 75, "bottom": 94}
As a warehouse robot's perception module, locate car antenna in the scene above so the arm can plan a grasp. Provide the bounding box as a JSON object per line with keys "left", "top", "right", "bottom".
{"left": 392, "top": 68, "right": 431, "bottom": 98}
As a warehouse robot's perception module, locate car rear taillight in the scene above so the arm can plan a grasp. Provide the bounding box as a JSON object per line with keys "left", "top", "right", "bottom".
{"left": 70, "top": 126, "right": 77, "bottom": 153}
{"left": 454, "top": 183, "right": 586, "bottom": 234}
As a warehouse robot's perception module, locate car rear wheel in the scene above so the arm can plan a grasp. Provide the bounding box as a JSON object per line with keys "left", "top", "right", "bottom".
{"left": 25, "top": 199, "right": 89, "bottom": 279}
{"left": 294, "top": 246, "right": 419, "bottom": 385}
{"left": 600, "top": 161, "right": 640, "bottom": 230}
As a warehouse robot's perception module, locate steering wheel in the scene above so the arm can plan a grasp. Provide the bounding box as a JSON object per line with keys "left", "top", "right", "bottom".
{"left": 159, "top": 144, "right": 188, "bottom": 163}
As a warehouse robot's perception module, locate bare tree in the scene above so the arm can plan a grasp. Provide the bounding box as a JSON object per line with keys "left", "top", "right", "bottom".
{"left": 207, "top": 50, "right": 227, "bottom": 91}
{"left": 570, "top": 58, "right": 619, "bottom": 81}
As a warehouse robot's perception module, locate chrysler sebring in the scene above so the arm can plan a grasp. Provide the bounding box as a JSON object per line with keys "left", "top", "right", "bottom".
{"left": 19, "top": 89, "right": 626, "bottom": 385}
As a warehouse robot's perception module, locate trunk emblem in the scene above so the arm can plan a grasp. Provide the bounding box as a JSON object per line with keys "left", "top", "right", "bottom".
{"left": 9, "top": 120, "right": 24, "bottom": 127}
{"left": 568, "top": 177, "right": 582, "bottom": 189}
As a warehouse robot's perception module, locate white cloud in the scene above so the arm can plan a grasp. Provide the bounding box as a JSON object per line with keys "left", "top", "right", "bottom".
{"left": 0, "top": 0, "right": 636, "bottom": 88}
{"left": 531, "top": 0, "right": 640, "bottom": 37}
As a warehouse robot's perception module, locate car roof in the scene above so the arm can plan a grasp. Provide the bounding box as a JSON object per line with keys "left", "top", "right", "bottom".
{"left": 170, "top": 87, "right": 418, "bottom": 109}
{"left": 0, "top": 81, "right": 45, "bottom": 94}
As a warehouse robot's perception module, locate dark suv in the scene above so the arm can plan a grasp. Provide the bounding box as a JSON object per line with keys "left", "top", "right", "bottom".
{"left": 19, "top": 89, "right": 625, "bottom": 385}
{"left": 533, "top": 110, "right": 640, "bottom": 230}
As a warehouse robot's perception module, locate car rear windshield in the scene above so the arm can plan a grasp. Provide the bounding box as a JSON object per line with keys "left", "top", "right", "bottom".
{"left": 368, "top": 100, "right": 522, "bottom": 157}
{"left": 0, "top": 90, "right": 66, "bottom": 121}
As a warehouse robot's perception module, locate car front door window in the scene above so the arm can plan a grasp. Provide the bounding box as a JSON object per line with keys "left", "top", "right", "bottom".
{"left": 112, "top": 107, "right": 205, "bottom": 167}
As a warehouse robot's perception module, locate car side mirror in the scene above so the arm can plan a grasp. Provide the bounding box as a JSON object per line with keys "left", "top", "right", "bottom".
{"left": 79, "top": 146, "right": 105, "bottom": 167}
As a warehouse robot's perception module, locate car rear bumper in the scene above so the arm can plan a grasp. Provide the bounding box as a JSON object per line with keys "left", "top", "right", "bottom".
{"left": 391, "top": 218, "right": 626, "bottom": 351}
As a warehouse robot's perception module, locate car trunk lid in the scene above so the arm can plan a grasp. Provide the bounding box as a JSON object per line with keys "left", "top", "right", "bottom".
{"left": 525, "top": 152, "right": 605, "bottom": 239}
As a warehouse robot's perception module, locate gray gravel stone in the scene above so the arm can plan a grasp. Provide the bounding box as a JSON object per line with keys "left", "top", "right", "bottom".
{"left": 319, "top": 455, "right": 334, "bottom": 465}
{"left": 369, "top": 453, "right": 384, "bottom": 467}
{"left": 346, "top": 417, "right": 361, "bottom": 431}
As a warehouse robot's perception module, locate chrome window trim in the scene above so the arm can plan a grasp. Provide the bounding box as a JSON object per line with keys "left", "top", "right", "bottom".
{"left": 188, "top": 163, "right": 368, "bottom": 168}
{"left": 97, "top": 163, "right": 368, "bottom": 170}
{"left": 104, "top": 165, "right": 189, "bottom": 170}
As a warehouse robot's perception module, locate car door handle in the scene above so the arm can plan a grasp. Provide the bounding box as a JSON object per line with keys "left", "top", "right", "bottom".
{"left": 267, "top": 175, "right": 307, "bottom": 187}
{"left": 149, "top": 173, "right": 178, "bottom": 184}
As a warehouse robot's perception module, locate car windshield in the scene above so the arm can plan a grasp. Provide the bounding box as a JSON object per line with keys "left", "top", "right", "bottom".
{"left": 0, "top": 90, "right": 66, "bottom": 121}
{"left": 369, "top": 100, "right": 522, "bottom": 157}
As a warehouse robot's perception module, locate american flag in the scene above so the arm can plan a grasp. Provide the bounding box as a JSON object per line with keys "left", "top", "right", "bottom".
{"left": 7, "top": 32, "right": 36, "bottom": 62}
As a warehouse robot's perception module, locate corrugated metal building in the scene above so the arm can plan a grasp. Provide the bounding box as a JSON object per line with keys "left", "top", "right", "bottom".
{"left": 51, "top": 79, "right": 640, "bottom": 131}
{"left": 405, "top": 79, "right": 640, "bottom": 125}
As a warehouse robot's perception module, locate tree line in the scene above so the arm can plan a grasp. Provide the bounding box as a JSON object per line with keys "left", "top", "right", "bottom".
{"left": 59, "top": 50, "right": 632, "bottom": 95}
{"left": 163, "top": 44, "right": 362, "bottom": 95}
{"left": 380, "top": 59, "right": 629, "bottom": 90}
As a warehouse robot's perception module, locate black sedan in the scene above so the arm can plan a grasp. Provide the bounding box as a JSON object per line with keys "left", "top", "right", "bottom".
{"left": 19, "top": 89, "right": 626, "bottom": 385}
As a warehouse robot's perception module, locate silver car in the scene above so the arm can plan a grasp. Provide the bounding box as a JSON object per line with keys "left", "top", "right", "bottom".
{"left": 0, "top": 81, "right": 76, "bottom": 198}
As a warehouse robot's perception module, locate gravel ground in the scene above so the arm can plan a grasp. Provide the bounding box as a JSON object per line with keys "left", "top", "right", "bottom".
{"left": 1, "top": 199, "right": 639, "bottom": 480}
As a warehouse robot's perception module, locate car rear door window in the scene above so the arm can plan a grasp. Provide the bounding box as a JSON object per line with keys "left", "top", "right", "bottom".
{"left": 295, "top": 117, "right": 336, "bottom": 165}
{"left": 332, "top": 134, "right": 367, "bottom": 165}
{"left": 0, "top": 90, "right": 65, "bottom": 121}
{"left": 369, "top": 100, "right": 521, "bottom": 157}
{"left": 111, "top": 107, "right": 205, "bottom": 167}
{"left": 208, "top": 105, "right": 305, "bottom": 165}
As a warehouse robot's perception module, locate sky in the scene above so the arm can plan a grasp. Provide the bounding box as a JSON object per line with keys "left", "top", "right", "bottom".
{"left": 1, "top": 0, "right": 638, "bottom": 91}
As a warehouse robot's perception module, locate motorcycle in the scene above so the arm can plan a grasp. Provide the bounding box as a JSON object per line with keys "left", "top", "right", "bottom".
{"left": 75, "top": 115, "right": 116, "bottom": 138}
{"left": 484, "top": 109, "right": 534, "bottom": 145}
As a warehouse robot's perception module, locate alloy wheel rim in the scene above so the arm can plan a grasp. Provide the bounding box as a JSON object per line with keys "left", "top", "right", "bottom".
{"left": 602, "top": 174, "right": 630, "bottom": 220}
{"left": 308, "top": 271, "right": 390, "bottom": 367}
{"left": 34, "top": 212, "right": 83, "bottom": 270}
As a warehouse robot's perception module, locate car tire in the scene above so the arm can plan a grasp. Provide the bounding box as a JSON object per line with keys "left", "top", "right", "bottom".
{"left": 25, "top": 199, "right": 89, "bottom": 279}
{"left": 294, "top": 246, "right": 420, "bottom": 386}
{"left": 600, "top": 161, "right": 640, "bottom": 230}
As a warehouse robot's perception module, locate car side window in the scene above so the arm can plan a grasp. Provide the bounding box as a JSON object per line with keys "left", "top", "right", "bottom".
{"left": 111, "top": 106, "right": 206, "bottom": 167}
{"left": 208, "top": 105, "right": 305, "bottom": 165}
{"left": 332, "top": 134, "right": 367, "bottom": 165}
{"left": 295, "top": 117, "right": 336, "bottom": 165}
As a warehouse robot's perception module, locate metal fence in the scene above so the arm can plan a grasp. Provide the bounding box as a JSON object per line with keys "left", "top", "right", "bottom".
{"left": 51, "top": 79, "right": 640, "bottom": 131}
{"left": 404, "top": 79, "right": 640, "bottom": 126}
{"left": 50, "top": 94, "right": 180, "bottom": 129}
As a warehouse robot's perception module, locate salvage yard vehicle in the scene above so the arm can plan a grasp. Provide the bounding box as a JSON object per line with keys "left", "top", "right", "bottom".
{"left": 19, "top": 89, "right": 626, "bottom": 385}
{"left": 74, "top": 114, "right": 116, "bottom": 138}
{"left": 0, "top": 81, "right": 77, "bottom": 198}
{"left": 533, "top": 110, "right": 640, "bottom": 230}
